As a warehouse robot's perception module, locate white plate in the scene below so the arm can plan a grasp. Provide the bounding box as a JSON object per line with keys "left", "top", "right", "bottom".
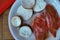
{"left": 8, "top": 0, "right": 60, "bottom": 40}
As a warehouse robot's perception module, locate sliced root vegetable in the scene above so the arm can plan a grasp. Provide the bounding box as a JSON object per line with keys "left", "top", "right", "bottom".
{"left": 19, "top": 26, "right": 32, "bottom": 38}
{"left": 33, "top": 0, "right": 46, "bottom": 12}
{"left": 11, "top": 16, "right": 21, "bottom": 27}
{"left": 17, "top": 6, "right": 33, "bottom": 21}
{"left": 21, "top": 0, "right": 35, "bottom": 9}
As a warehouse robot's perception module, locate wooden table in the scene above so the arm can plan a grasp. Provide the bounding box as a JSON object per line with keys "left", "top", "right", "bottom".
{"left": 0, "top": 8, "right": 14, "bottom": 40}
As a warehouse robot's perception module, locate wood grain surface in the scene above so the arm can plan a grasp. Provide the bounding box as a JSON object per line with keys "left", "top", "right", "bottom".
{"left": 0, "top": 8, "right": 14, "bottom": 40}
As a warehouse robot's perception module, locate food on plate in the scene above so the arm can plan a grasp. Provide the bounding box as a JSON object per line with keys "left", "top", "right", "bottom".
{"left": 33, "top": 0, "right": 46, "bottom": 12}
{"left": 45, "top": 4, "right": 59, "bottom": 37}
{"left": 31, "top": 12, "right": 49, "bottom": 40}
{"left": 19, "top": 26, "right": 32, "bottom": 38}
{"left": 11, "top": 16, "right": 21, "bottom": 27}
{"left": 21, "top": 0, "right": 35, "bottom": 9}
{"left": 29, "top": 4, "right": 59, "bottom": 40}
{"left": 10, "top": 0, "right": 60, "bottom": 40}
{"left": 57, "top": 18, "right": 60, "bottom": 28}
{"left": 17, "top": 6, "right": 33, "bottom": 21}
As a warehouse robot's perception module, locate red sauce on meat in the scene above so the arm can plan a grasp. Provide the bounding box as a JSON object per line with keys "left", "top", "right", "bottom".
{"left": 33, "top": 12, "right": 48, "bottom": 40}
{"left": 30, "top": 4, "right": 60, "bottom": 40}
{"left": 45, "top": 4, "right": 59, "bottom": 37}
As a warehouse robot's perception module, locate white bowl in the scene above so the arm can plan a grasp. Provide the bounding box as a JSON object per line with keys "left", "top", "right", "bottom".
{"left": 8, "top": 0, "right": 60, "bottom": 40}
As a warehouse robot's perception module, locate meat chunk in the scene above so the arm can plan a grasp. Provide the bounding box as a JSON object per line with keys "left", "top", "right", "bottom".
{"left": 32, "top": 12, "right": 49, "bottom": 40}
{"left": 45, "top": 4, "right": 59, "bottom": 37}
{"left": 29, "top": 4, "right": 60, "bottom": 40}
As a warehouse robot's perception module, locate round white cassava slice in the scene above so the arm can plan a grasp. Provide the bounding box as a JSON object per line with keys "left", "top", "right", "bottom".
{"left": 21, "top": 0, "right": 35, "bottom": 9}
{"left": 11, "top": 16, "right": 21, "bottom": 27}
{"left": 33, "top": 0, "right": 46, "bottom": 12}
{"left": 19, "top": 26, "right": 32, "bottom": 38}
{"left": 17, "top": 6, "right": 33, "bottom": 21}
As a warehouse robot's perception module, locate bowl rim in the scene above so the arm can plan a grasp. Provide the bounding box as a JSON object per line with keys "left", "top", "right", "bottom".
{"left": 8, "top": 1, "right": 19, "bottom": 40}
